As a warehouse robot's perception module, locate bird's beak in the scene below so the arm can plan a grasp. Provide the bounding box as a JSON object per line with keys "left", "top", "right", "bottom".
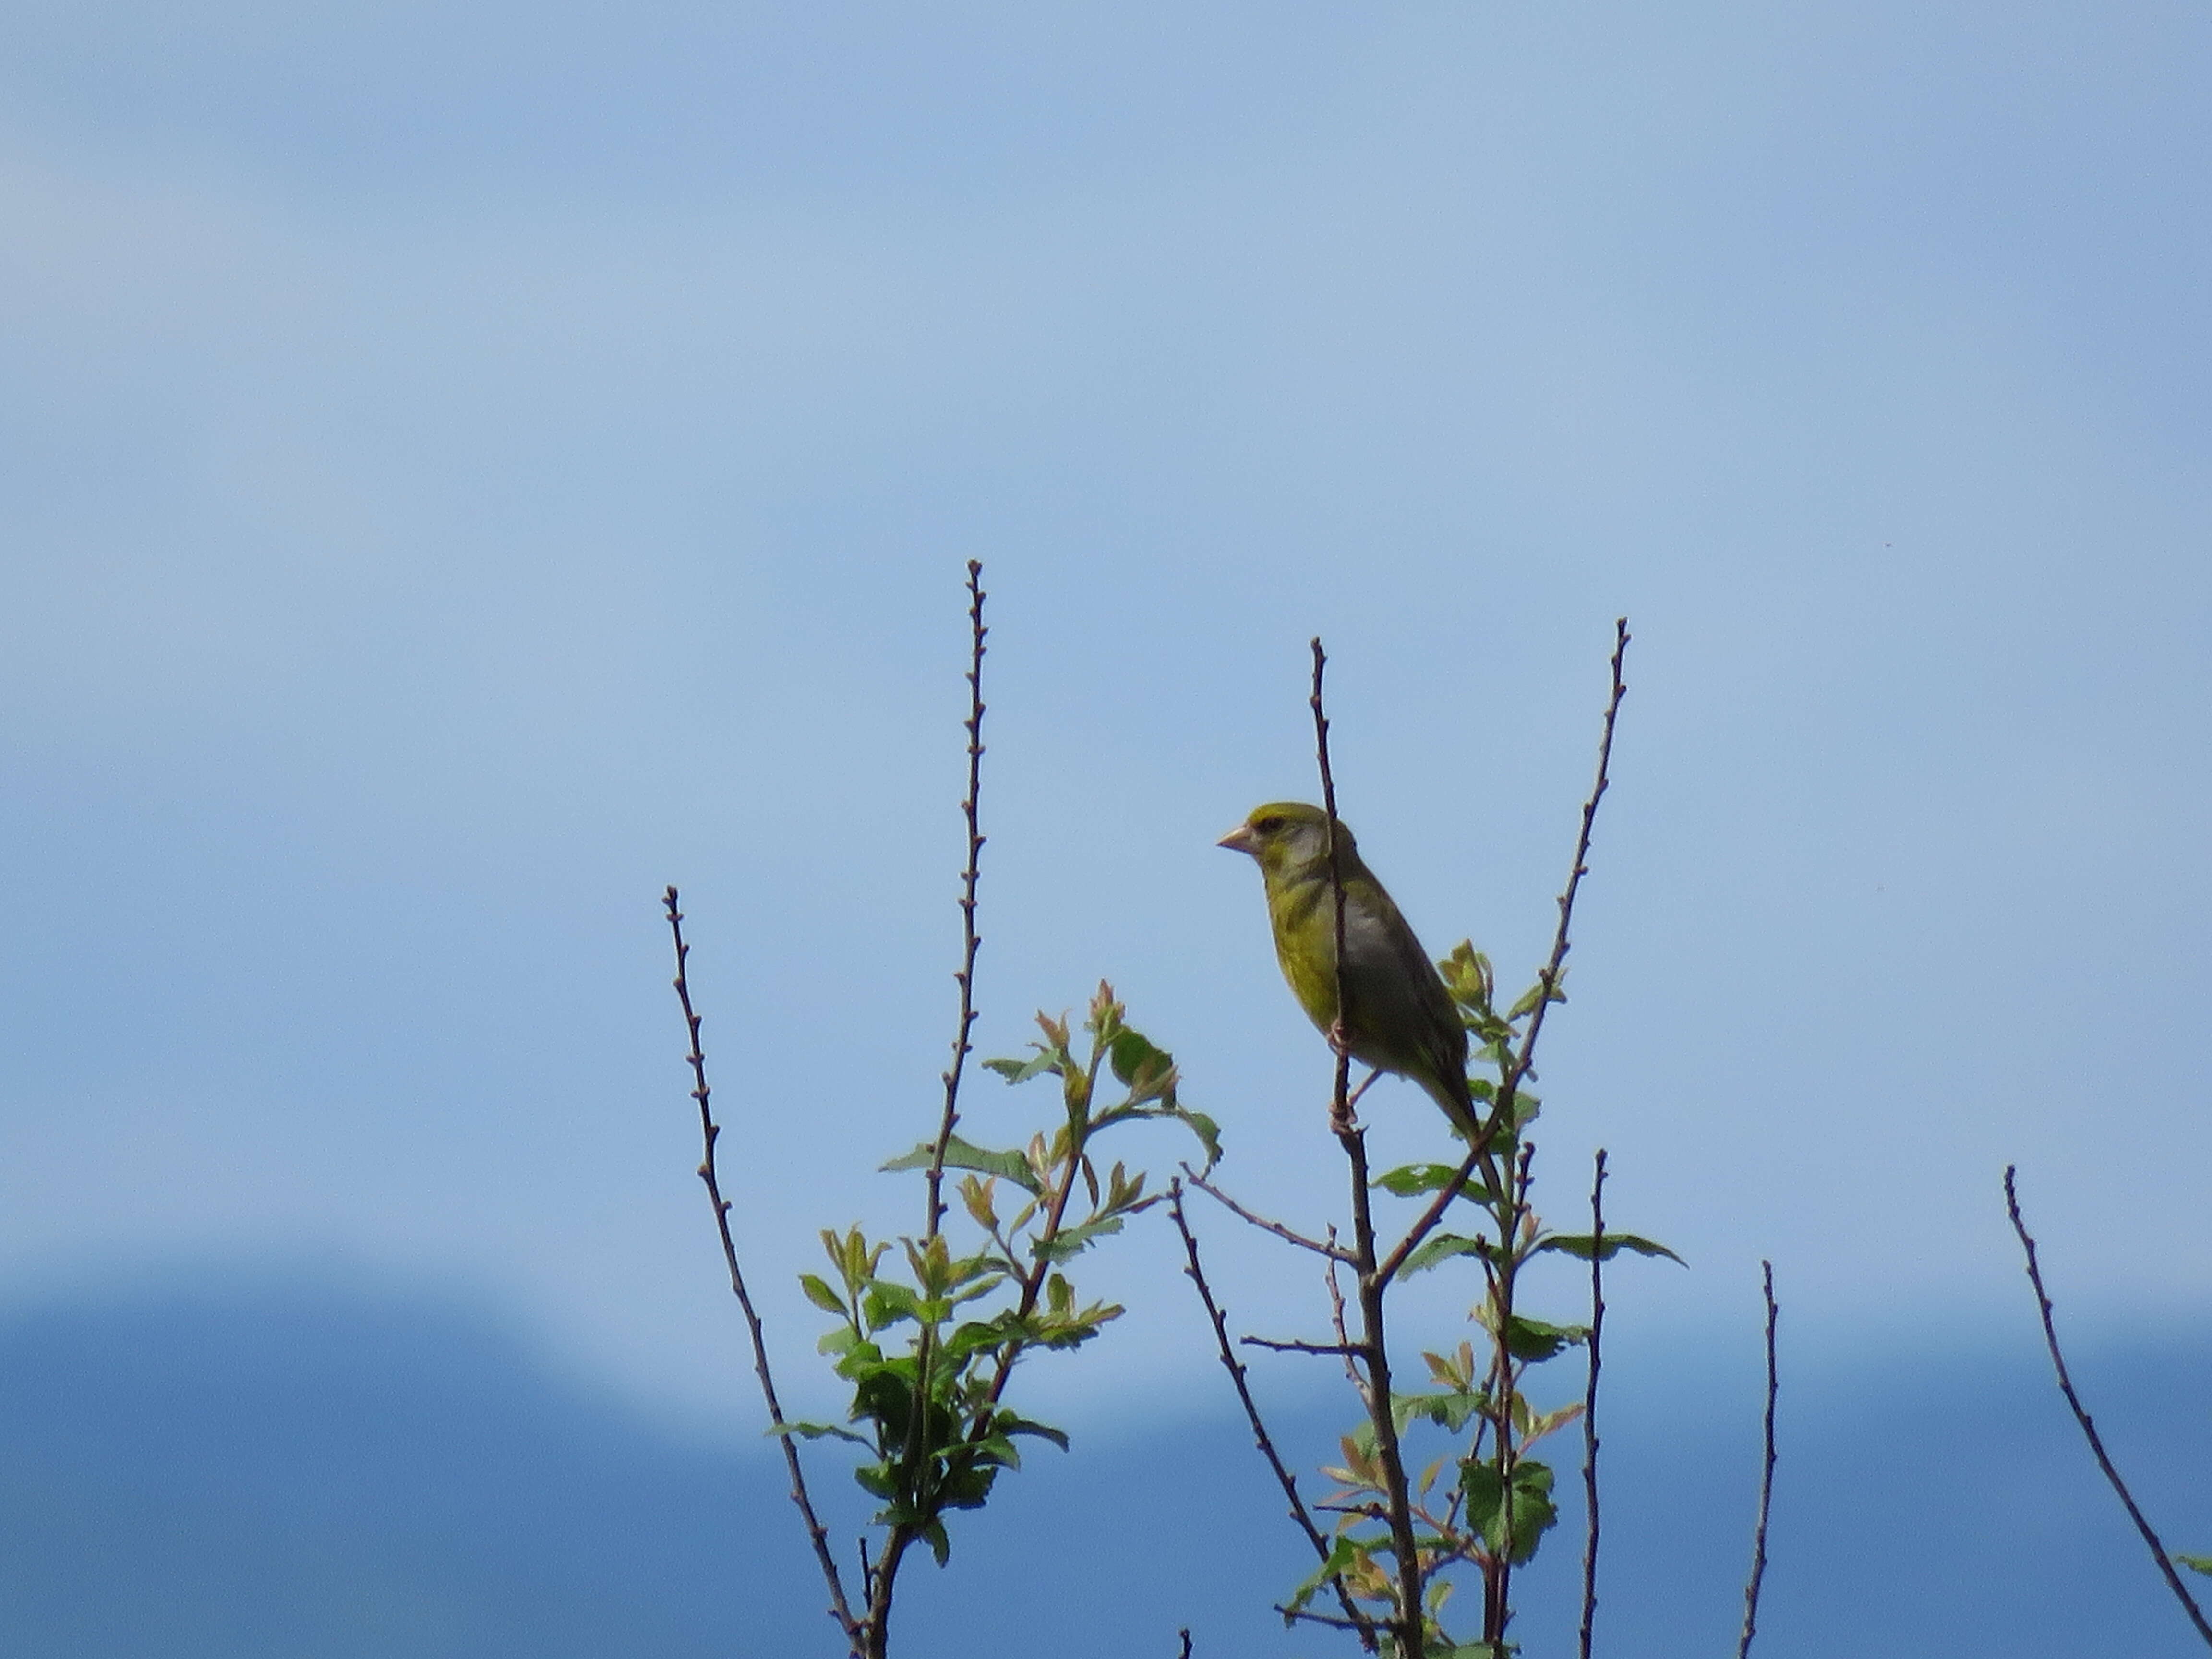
{"left": 1217, "top": 823, "right": 1259, "bottom": 856}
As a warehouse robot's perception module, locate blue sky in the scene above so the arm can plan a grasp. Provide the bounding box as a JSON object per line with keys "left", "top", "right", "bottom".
{"left": 2, "top": 0, "right": 2209, "bottom": 1432}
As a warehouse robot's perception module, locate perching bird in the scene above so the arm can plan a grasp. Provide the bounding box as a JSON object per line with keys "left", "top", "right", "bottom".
{"left": 1219, "top": 802, "right": 1479, "bottom": 1139}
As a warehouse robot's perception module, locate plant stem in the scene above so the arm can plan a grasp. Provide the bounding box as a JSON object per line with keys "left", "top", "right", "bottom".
{"left": 926, "top": 560, "right": 989, "bottom": 1240}
{"left": 2004, "top": 1166, "right": 2212, "bottom": 1648}
{"left": 1736, "top": 1261, "right": 1779, "bottom": 1659}
{"left": 664, "top": 889, "right": 861, "bottom": 1654}
{"left": 1577, "top": 1148, "right": 1608, "bottom": 1659}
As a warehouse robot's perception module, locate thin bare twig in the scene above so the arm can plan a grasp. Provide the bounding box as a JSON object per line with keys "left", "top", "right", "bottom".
{"left": 1514, "top": 616, "right": 1630, "bottom": 1103}
{"left": 2004, "top": 1166, "right": 2212, "bottom": 1647}
{"left": 1324, "top": 1228, "right": 1364, "bottom": 1391}
{"left": 1280, "top": 1605, "right": 1376, "bottom": 1634}
{"left": 1375, "top": 617, "right": 1631, "bottom": 1288}
{"left": 1578, "top": 1148, "right": 1608, "bottom": 1659}
{"left": 1736, "top": 1261, "right": 1779, "bottom": 1659}
{"left": 1182, "top": 1165, "right": 1356, "bottom": 1262}
{"left": 926, "top": 560, "right": 989, "bottom": 1239}
{"left": 1242, "top": 1335, "right": 1365, "bottom": 1357}
{"left": 1312, "top": 639, "right": 1426, "bottom": 1659}
{"left": 1167, "top": 1180, "right": 1373, "bottom": 1646}
{"left": 1310, "top": 639, "right": 1355, "bottom": 1135}
{"left": 867, "top": 564, "right": 991, "bottom": 1655}
{"left": 1486, "top": 1141, "right": 1539, "bottom": 1648}
{"left": 664, "top": 889, "right": 859, "bottom": 1650}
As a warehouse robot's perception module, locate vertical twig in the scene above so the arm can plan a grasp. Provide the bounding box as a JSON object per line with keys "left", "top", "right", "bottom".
{"left": 664, "top": 888, "right": 860, "bottom": 1651}
{"left": 1374, "top": 616, "right": 1632, "bottom": 1286}
{"left": 1310, "top": 639, "right": 1355, "bottom": 1134}
{"left": 1736, "top": 1261, "right": 1779, "bottom": 1659}
{"left": 868, "top": 564, "right": 991, "bottom": 1657}
{"left": 1577, "top": 1148, "right": 1608, "bottom": 1659}
{"left": 1312, "top": 638, "right": 1428, "bottom": 1658}
{"left": 1488, "top": 1139, "right": 1538, "bottom": 1650}
{"left": 926, "top": 560, "right": 989, "bottom": 1239}
{"left": 1516, "top": 617, "right": 1630, "bottom": 1089}
{"left": 2004, "top": 1166, "right": 2212, "bottom": 1647}
{"left": 1167, "top": 1181, "right": 1374, "bottom": 1647}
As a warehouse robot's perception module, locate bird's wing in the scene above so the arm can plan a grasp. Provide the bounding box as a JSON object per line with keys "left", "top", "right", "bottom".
{"left": 1340, "top": 892, "right": 1475, "bottom": 1126}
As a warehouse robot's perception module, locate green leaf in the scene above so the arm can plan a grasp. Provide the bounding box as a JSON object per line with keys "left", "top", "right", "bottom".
{"left": 984, "top": 1049, "right": 1058, "bottom": 1085}
{"left": 1505, "top": 971, "right": 1565, "bottom": 1022}
{"left": 1032, "top": 1213, "right": 1128, "bottom": 1263}
{"left": 1460, "top": 1456, "right": 1559, "bottom": 1565}
{"left": 1393, "top": 1389, "right": 1486, "bottom": 1434}
{"left": 1400, "top": 1232, "right": 1494, "bottom": 1276}
{"left": 1373, "top": 1163, "right": 1498, "bottom": 1202}
{"left": 853, "top": 1365, "right": 916, "bottom": 1436}
{"left": 941, "top": 1318, "right": 1008, "bottom": 1362}
{"left": 2177, "top": 1554, "right": 2212, "bottom": 1577}
{"left": 1038, "top": 1299, "right": 1123, "bottom": 1348}
{"left": 1287, "top": 1534, "right": 1369, "bottom": 1614}
{"left": 943, "top": 1273, "right": 1006, "bottom": 1311}
{"left": 938, "top": 1452, "right": 1002, "bottom": 1509}
{"left": 1108, "top": 1028, "right": 1178, "bottom": 1105}
{"left": 772, "top": 1420, "right": 875, "bottom": 1449}
{"left": 1439, "top": 942, "right": 1496, "bottom": 1011}
{"left": 881, "top": 1135, "right": 1043, "bottom": 1194}
{"left": 1093, "top": 1102, "right": 1221, "bottom": 1169}
{"left": 999, "top": 1414, "right": 1071, "bottom": 1452}
{"left": 798, "top": 1273, "right": 848, "bottom": 1315}
{"left": 1177, "top": 1108, "right": 1223, "bottom": 1168}
{"left": 972, "top": 1432, "right": 1022, "bottom": 1471}
{"left": 1537, "top": 1232, "right": 1685, "bottom": 1266}
{"left": 861, "top": 1279, "right": 922, "bottom": 1330}
{"left": 920, "top": 1518, "right": 952, "bottom": 1566}
{"left": 1502, "top": 1315, "right": 1589, "bottom": 1362}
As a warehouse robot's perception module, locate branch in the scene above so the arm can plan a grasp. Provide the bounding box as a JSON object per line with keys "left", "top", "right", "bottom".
{"left": 1310, "top": 638, "right": 1355, "bottom": 1134}
{"left": 1514, "top": 615, "right": 1630, "bottom": 1103}
{"left": 2004, "top": 1166, "right": 2212, "bottom": 1647}
{"left": 663, "top": 888, "right": 860, "bottom": 1650}
{"left": 1182, "top": 1165, "right": 1356, "bottom": 1262}
{"left": 1167, "top": 1181, "right": 1374, "bottom": 1647}
{"left": 1376, "top": 617, "right": 1631, "bottom": 1287}
{"left": 1279, "top": 1605, "right": 1376, "bottom": 1634}
{"left": 1242, "top": 1335, "right": 1366, "bottom": 1358}
{"left": 1374, "top": 1144, "right": 1491, "bottom": 1287}
{"left": 1310, "top": 641, "right": 1427, "bottom": 1657}
{"left": 1578, "top": 1148, "right": 1607, "bottom": 1659}
{"left": 926, "top": 559, "right": 989, "bottom": 1240}
{"left": 1736, "top": 1261, "right": 1779, "bottom": 1659}
{"left": 1490, "top": 1140, "right": 1537, "bottom": 1644}
{"left": 1324, "top": 1229, "right": 1364, "bottom": 1391}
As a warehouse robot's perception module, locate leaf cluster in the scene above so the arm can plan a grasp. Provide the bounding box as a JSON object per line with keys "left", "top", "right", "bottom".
{"left": 785, "top": 984, "right": 1214, "bottom": 1567}
{"left": 1277, "top": 943, "right": 1680, "bottom": 1654}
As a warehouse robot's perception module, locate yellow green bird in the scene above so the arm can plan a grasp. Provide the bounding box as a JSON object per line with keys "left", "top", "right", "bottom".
{"left": 1219, "top": 802, "right": 1479, "bottom": 1139}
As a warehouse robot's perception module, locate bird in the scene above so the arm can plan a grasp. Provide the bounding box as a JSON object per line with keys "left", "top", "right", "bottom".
{"left": 1218, "top": 801, "right": 1479, "bottom": 1139}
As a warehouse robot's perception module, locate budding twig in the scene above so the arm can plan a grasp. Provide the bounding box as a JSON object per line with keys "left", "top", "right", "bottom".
{"left": 2005, "top": 1166, "right": 2212, "bottom": 1648}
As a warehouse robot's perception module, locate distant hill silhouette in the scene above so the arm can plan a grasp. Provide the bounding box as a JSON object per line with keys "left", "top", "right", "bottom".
{"left": 0, "top": 1273, "right": 2205, "bottom": 1656}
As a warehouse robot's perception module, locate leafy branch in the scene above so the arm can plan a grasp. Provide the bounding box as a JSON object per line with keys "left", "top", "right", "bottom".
{"left": 1187, "top": 621, "right": 1676, "bottom": 1659}
{"left": 792, "top": 985, "right": 1214, "bottom": 1656}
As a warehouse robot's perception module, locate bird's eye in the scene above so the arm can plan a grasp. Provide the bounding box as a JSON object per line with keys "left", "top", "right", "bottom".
{"left": 1254, "top": 815, "right": 1284, "bottom": 834}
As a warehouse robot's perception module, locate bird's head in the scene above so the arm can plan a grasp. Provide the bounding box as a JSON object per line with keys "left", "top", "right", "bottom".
{"left": 1217, "top": 801, "right": 1352, "bottom": 883}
